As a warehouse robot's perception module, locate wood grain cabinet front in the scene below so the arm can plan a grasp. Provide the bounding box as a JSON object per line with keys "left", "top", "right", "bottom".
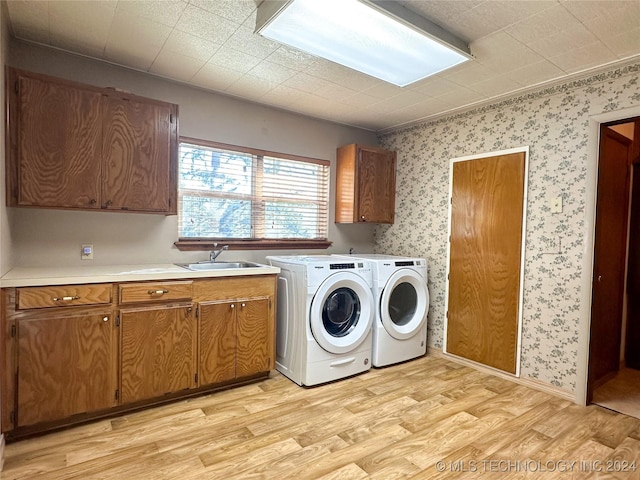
{"left": 1, "top": 274, "right": 276, "bottom": 439}
{"left": 335, "top": 144, "right": 396, "bottom": 224}
{"left": 6, "top": 67, "right": 178, "bottom": 214}
{"left": 119, "top": 304, "right": 196, "bottom": 404}
{"left": 16, "top": 310, "right": 117, "bottom": 428}
{"left": 198, "top": 298, "right": 271, "bottom": 387}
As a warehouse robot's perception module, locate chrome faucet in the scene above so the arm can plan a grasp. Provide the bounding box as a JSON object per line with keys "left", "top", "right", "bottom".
{"left": 209, "top": 244, "right": 229, "bottom": 262}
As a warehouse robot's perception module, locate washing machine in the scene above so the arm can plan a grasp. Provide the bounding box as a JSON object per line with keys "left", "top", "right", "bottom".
{"left": 266, "top": 255, "right": 374, "bottom": 386}
{"left": 334, "top": 254, "right": 429, "bottom": 367}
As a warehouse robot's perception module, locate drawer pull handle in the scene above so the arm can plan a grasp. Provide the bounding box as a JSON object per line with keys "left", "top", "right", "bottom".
{"left": 53, "top": 295, "right": 80, "bottom": 302}
{"left": 148, "top": 289, "right": 169, "bottom": 295}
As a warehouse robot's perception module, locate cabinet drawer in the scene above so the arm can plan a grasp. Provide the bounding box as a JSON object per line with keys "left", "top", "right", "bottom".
{"left": 119, "top": 281, "right": 193, "bottom": 304}
{"left": 17, "top": 284, "right": 113, "bottom": 309}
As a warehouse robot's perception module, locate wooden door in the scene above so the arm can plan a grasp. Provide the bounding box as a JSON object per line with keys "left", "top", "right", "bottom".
{"left": 237, "top": 299, "right": 272, "bottom": 377}
{"left": 627, "top": 163, "right": 640, "bottom": 369}
{"left": 16, "top": 73, "right": 102, "bottom": 208}
{"left": 446, "top": 151, "right": 526, "bottom": 374}
{"left": 17, "top": 311, "right": 116, "bottom": 427}
{"left": 198, "top": 301, "right": 236, "bottom": 385}
{"left": 357, "top": 147, "right": 396, "bottom": 223}
{"left": 102, "top": 95, "right": 173, "bottom": 212}
{"left": 588, "top": 127, "right": 632, "bottom": 391}
{"left": 120, "top": 304, "right": 195, "bottom": 404}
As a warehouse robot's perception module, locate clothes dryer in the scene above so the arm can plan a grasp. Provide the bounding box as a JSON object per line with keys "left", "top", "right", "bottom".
{"left": 266, "top": 255, "right": 374, "bottom": 386}
{"left": 334, "top": 254, "right": 429, "bottom": 367}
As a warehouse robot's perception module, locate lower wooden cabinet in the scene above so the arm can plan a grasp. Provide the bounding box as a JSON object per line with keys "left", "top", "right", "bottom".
{"left": 198, "top": 298, "right": 271, "bottom": 386}
{"left": 1, "top": 274, "right": 276, "bottom": 438}
{"left": 16, "top": 310, "right": 117, "bottom": 427}
{"left": 120, "top": 304, "right": 196, "bottom": 404}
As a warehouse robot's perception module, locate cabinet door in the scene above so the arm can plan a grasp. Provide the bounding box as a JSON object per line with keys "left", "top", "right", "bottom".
{"left": 102, "top": 95, "right": 174, "bottom": 213}
{"left": 120, "top": 304, "right": 195, "bottom": 404}
{"left": 16, "top": 74, "right": 102, "bottom": 208}
{"left": 17, "top": 311, "right": 116, "bottom": 427}
{"left": 357, "top": 147, "right": 396, "bottom": 223}
{"left": 236, "top": 299, "right": 272, "bottom": 378}
{"left": 198, "top": 301, "right": 236, "bottom": 385}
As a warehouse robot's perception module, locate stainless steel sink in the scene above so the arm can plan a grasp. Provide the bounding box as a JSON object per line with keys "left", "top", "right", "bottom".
{"left": 176, "top": 261, "right": 262, "bottom": 271}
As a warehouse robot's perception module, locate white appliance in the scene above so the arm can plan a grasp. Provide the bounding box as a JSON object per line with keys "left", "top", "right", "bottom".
{"left": 266, "top": 255, "right": 375, "bottom": 386}
{"left": 334, "top": 254, "right": 429, "bottom": 367}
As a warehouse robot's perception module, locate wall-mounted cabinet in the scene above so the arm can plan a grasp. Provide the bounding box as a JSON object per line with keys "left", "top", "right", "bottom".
{"left": 6, "top": 67, "right": 178, "bottom": 214}
{"left": 335, "top": 144, "right": 396, "bottom": 224}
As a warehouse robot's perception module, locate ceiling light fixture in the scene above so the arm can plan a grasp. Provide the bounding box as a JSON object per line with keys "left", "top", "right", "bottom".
{"left": 255, "top": 0, "right": 472, "bottom": 87}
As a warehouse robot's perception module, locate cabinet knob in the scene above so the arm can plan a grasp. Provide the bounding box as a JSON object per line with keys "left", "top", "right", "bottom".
{"left": 102, "top": 316, "right": 109, "bottom": 322}
{"left": 230, "top": 304, "right": 235, "bottom": 309}
{"left": 105, "top": 200, "right": 113, "bottom": 207}
{"left": 241, "top": 303, "right": 246, "bottom": 308}
{"left": 89, "top": 199, "right": 97, "bottom": 205}
{"left": 360, "top": 215, "right": 366, "bottom": 221}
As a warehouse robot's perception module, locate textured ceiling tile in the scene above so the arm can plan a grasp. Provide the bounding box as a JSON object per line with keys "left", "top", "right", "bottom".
{"left": 469, "top": 0, "right": 556, "bottom": 31}
{"left": 162, "top": 30, "right": 220, "bottom": 61}
{"left": 524, "top": 23, "right": 602, "bottom": 59}
{"left": 225, "top": 26, "right": 280, "bottom": 59}
{"left": 191, "top": 62, "right": 243, "bottom": 91}
{"left": 208, "top": 45, "right": 263, "bottom": 74}
{"left": 469, "top": 75, "right": 524, "bottom": 97}
{"left": 189, "top": 0, "right": 256, "bottom": 24}
{"left": 225, "top": 74, "right": 277, "bottom": 99}
{"left": 266, "top": 46, "right": 318, "bottom": 71}
{"left": 439, "top": 60, "right": 498, "bottom": 85}
{"left": 115, "top": 0, "right": 187, "bottom": 27}
{"left": 175, "top": 4, "right": 239, "bottom": 44}
{"left": 549, "top": 41, "right": 618, "bottom": 73}
{"left": 48, "top": 1, "right": 115, "bottom": 53}
{"left": 560, "top": 0, "right": 639, "bottom": 23}
{"left": 260, "top": 85, "right": 309, "bottom": 108}
{"left": 149, "top": 50, "right": 207, "bottom": 81}
{"left": 600, "top": 27, "right": 640, "bottom": 58}
{"left": 582, "top": 6, "right": 640, "bottom": 40}
{"left": 409, "top": 75, "right": 461, "bottom": 97}
{"left": 361, "top": 82, "right": 405, "bottom": 100}
{"left": 504, "top": 60, "right": 566, "bottom": 85}
{"left": 315, "top": 82, "right": 359, "bottom": 102}
{"left": 370, "top": 90, "right": 429, "bottom": 112}
{"left": 506, "top": 4, "right": 581, "bottom": 44}
{"left": 340, "top": 92, "right": 380, "bottom": 108}
{"left": 107, "top": 11, "right": 172, "bottom": 49}
{"left": 433, "top": 86, "right": 486, "bottom": 107}
{"left": 249, "top": 60, "right": 297, "bottom": 84}
{"left": 282, "top": 72, "right": 334, "bottom": 94}
{"left": 104, "top": 43, "right": 160, "bottom": 71}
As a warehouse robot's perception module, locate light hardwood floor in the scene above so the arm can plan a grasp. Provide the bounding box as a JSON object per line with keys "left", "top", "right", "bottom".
{"left": 3, "top": 355, "right": 640, "bottom": 479}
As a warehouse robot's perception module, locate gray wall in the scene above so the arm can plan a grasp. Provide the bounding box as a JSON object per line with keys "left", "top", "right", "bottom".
{"left": 6, "top": 40, "right": 378, "bottom": 268}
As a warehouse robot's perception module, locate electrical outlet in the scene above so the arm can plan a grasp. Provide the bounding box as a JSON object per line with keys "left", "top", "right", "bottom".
{"left": 550, "top": 196, "right": 563, "bottom": 214}
{"left": 81, "top": 244, "right": 94, "bottom": 260}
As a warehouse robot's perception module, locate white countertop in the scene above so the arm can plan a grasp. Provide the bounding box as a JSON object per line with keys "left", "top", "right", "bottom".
{"left": 0, "top": 263, "right": 280, "bottom": 288}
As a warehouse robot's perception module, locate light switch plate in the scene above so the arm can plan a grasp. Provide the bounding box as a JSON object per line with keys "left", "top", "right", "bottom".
{"left": 550, "top": 196, "right": 563, "bottom": 214}
{"left": 81, "top": 244, "right": 93, "bottom": 260}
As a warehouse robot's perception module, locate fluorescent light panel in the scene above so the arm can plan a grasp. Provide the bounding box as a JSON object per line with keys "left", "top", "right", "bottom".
{"left": 256, "top": 0, "right": 471, "bottom": 87}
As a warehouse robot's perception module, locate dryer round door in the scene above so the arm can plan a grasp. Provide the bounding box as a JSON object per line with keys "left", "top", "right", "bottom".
{"left": 309, "top": 271, "right": 374, "bottom": 354}
{"left": 380, "top": 269, "right": 429, "bottom": 340}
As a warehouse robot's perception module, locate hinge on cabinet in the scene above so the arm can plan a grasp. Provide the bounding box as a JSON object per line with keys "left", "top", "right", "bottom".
{"left": 194, "top": 373, "right": 198, "bottom": 384}
{"left": 195, "top": 306, "right": 199, "bottom": 318}
{"left": 116, "top": 315, "right": 120, "bottom": 327}
{"left": 170, "top": 113, "right": 174, "bottom": 124}
{"left": 115, "top": 389, "right": 119, "bottom": 401}
{"left": 11, "top": 324, "right": 16, "bottom": 337}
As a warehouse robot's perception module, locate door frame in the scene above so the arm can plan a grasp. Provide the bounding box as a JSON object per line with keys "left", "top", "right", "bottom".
{"left": 577, "top": 104, "right": 640, "bottom": 405}
{"left": 443, "top": 146, "right": 530, "bottom": 377}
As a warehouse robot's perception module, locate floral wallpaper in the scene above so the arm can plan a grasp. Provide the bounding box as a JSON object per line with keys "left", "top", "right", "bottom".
{"left": 376, "top": 62, "right": 640, "bottom": 394}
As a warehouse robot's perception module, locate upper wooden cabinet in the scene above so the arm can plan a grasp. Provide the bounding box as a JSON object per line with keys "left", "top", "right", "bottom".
{"left": 335, "top": 144, "right": 396, "bottom": 224}
{"left": 6, "top": 67, "right": 178, "bottom": 214}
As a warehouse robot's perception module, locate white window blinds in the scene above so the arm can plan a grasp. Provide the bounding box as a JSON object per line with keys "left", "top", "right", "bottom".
{"left": 178, "top": 141, "right": 330, "bottom": 241}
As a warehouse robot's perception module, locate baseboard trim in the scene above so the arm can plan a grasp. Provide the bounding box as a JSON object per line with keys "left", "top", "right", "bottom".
{"left": 428, "top": 347, "right": 575, "bottom": 402}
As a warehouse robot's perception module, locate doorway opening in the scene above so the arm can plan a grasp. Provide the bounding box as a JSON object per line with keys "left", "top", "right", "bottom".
{"left": 588, "top": 117, "right": 640, "bottom": 419}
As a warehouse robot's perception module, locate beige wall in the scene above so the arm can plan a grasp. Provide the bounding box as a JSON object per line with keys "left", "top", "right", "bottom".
{"left": 6, "top": 40, "right": 378, "bottom": 268}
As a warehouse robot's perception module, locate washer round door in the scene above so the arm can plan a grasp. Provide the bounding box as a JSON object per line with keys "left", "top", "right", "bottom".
{"left": 380, "top": 269, "right": 429, "bottom": 340}
{"left": 310, "top": 271, "right": 374, "bottom": 354}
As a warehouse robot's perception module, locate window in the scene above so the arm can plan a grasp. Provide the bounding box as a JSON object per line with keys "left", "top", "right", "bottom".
{"left": 176, "top": 137, "right": 331, "bottom": 250}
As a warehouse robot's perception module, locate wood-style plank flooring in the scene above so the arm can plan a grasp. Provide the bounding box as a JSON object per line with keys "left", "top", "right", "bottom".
{"left": 3, "top": 355, "right": 640, "bottom": 479}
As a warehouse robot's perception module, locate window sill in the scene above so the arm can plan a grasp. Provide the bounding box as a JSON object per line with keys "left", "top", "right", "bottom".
{"left": 174, "top": 239, "right": 333, "bottom": 251}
